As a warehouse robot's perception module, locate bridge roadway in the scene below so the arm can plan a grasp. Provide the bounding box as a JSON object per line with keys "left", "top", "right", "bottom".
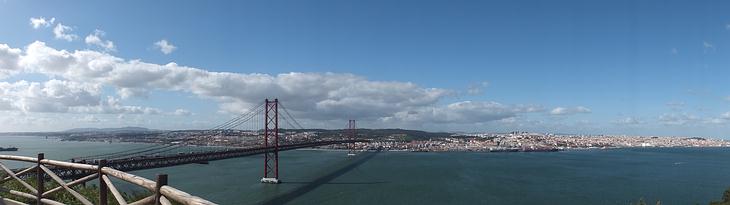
{"left": 53, "top": 139, "right": 365, "bottom": 180}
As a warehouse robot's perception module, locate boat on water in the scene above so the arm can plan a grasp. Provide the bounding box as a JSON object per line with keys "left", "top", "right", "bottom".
{"left": 0, "top": 147, "right": 18, "bottom": 151}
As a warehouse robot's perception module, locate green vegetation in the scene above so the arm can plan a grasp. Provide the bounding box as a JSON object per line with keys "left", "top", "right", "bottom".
{"left": 630, "top": 187, "right": 730, "bottom": 205}
{"left": 709, "top": 187, "right": 730, "bottom": 205}
{"left": 0, "top": 175, "right": 148, "bottom": 205}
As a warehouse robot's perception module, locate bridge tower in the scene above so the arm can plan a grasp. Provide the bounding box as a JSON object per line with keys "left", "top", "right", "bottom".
{"left": 261, "top": 98, "right": 281, "bottom": 184}
{"left": 347, "top": 120, "right": 356, "bottom": 156}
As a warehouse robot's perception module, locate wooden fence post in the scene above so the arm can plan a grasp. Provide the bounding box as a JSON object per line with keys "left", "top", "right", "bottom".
{"left": 155, "top": 174, "right": 168, "bottom": 205}
{"left": 36, "top": 153, "right": 44, "bottom": 205}
{"left": 81, "top": 159, "right": 87, "bottom": 187}
{"left": 99, "top": 159, "right": 108, "bottom": 205}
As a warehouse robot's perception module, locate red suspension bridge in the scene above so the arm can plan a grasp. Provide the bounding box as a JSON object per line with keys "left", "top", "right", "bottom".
{"left": 0, "top": 98, "right": 366, "bottom": 205}
{"left": 57, "top": 99, "right": 366, "bottom": 183}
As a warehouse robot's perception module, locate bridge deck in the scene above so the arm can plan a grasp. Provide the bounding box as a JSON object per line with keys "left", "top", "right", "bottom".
{"left": 53, "top": 140, "right": 364, "bottom": 179}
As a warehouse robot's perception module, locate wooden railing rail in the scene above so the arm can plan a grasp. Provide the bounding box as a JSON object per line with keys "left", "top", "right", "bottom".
{"left": 0, "top": 153, "right": 216, "bottom": 205}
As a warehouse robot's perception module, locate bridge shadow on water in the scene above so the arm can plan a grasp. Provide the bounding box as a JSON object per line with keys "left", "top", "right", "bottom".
{"left": 260, "top": 151, "right": 383, "bottom": 205}
{"left": 281, "top": 181, "right": 388, "bottom": 185}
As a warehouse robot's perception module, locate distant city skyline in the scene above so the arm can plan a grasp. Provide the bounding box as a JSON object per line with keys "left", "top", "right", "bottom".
{"left": 1, "top": 0, "right": 730, "bottom": 137}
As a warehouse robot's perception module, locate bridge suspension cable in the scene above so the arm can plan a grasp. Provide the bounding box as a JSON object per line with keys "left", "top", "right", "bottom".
{"left": 94, "top": 144, "right": 177, "bottom": 160}
{"left": 72, "top": 144, "right": 168, "bottom": 161}
{"left": 72, "top": 102, "right": 267, "bottom": 161}
{"left": 109, "top": 145, "right": 186, "bottom": 160}
{"left": 279, "top": 102, "right": 305, "bottom": 130}
{"left": 209, "top": 103, "right": 265, "bottom": 131}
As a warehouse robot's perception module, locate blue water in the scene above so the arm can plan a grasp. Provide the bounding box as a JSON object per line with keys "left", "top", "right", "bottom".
{"left": 2, "top": 136, "right": 730, "bottom": 204}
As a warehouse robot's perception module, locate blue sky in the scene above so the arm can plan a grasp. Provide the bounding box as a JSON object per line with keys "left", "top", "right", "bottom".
{"left": 0, "top": 0, "right": 729, "bottom": 137}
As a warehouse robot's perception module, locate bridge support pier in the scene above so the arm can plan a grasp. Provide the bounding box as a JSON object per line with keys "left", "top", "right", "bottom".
{"left": 262, "top": 99, "right": 280, "bottom": 184}
{"left": 347, "top": 120, "right": 357, "bottom": 156}
{"left": 260, "top": 177, "right": 280, "bottom": 184}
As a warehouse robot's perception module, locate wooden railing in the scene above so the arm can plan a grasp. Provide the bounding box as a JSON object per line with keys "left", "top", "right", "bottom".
{"left": 0, "top": 153, "right": 216, "bottom": 205}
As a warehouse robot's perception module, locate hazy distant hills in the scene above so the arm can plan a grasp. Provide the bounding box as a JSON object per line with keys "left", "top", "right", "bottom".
{"left": 62, "top": 126, "right": 155, "bottom": 133}
{"left": 1, "top": 126, "right": 454, "bottom": 140}
{"left": 282, "top": 128, "right": 453, "bottom": 140}
{"left": 0, "top": 127, "right": 160, "bottom": 136}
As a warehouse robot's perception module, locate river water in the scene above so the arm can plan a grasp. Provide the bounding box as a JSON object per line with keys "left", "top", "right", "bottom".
{"left": 2, "top": 136, "right": 730, "bottom": 205}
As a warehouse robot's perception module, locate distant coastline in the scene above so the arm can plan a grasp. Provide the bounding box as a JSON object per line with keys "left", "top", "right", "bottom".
{"left": 2, "top": 128, "right": 728, "bottom": 153}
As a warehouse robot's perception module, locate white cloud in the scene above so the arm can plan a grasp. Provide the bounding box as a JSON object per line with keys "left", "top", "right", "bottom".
{"left": 703, "top": 41, "right": 714, "bottom": 48}
{"left": 154, "top": 39, "right": 176, "bottom": 54}
{"left": 612, "top": 117, "right": 644, "bottom": 125}
{"left": 0, "top": 78, "right": 165, "bottom": 115}
{"left": 29, "top": 17, "right": 55, "bottom": 29}
{"left": 722, "top": 112, "right": 730, "bottom": 120}
{"left": 53, "top": 23, "right": 78, "bottom": 41}
{"left": 11, "top": 42, "right": 454, "bottom": 120}
{"left": 466, "top": 81, "right": 489, "bottom": 95}
{"left": 118, "top": 87, "right": 148, "bottom": 99}
{"left": 70, "top": 96, "right": 163, "bottom": 115}
{"left": 0, "top": 112, "right": 56, "bottom": 129}
{"left": 658, "top": 113, "right": 698, "bottom": 126}
{"left": 85, "top": 29, "right": 115, "bottom": 51}
{"left": 173, "top": 109, "right": 192, "bottom": 116}
{"left": 0, "top": 44, "right": 23, "bottom": 78}
{"left": 382, "top": 101, "right": 544, "bottom": 124}
{"left": 19, "top": 41, "right": 76, "bottom": 74}
{"left": 0, "top": 80, "right": 101, "bottom": 113}
{"left": 2, "top": 41, "right": 603, "bottom": 128}
{"left": 0, "top": 41, "right": 514, "bottom": 125}
{"left": 549, "top": 106, "right": 591, "bottom": 115}
{"left": 703, "top": 41, "right": 715, "bottom": 53}
{"left": 703, "top": 118, "right": 726, "bottom": 125}
{"left": 78, "top": 115, "right": 101, "bottom": 123}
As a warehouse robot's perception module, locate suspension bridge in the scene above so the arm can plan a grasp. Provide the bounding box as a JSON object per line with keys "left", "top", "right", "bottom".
{"left": 65, "top": 99, "right": 366, "bottom": 183}
{"left": 0, "top": 98, "right": 367, "bottom": 205}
